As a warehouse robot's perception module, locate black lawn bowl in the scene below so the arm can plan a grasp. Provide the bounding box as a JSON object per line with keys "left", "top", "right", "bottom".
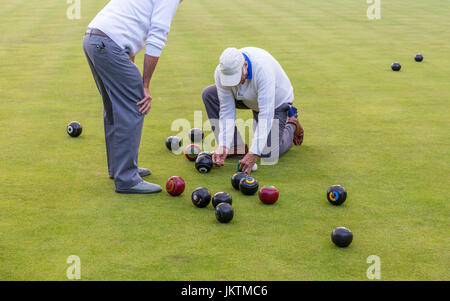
{"left": 191, "top": 187, "right": 211, "bottom": 208}
{"left": 195, "top": 154, "right": 213, "bottom": 173}
{"left": 189, "top": 128, "right": 204, "bottom": 143}
{"left": 415, "top": 54, "right": 424, "bottom": 62}
{"left": 239, "top": 176, "right": 259, "bottom": 195}
{"left": 67, "top": 121, "right": 82, "bottom": 137}
{"left": 231, "top": 172, "right": 247, "bottom": 190}
{"left": 331, "top": 227, "right": 353, "bottom": 248}
{"left": 212, "top": 192, "right": 232, "bottom": 208}
{"left": 326, "top": 185, "right": 347, "bottom": 206}
{"left": 198, "top": 151, "right": 212, "bottom": 158}
{"left": 165, "top": 136, "right": 181, "bottom": 151}
{"left": 391, "top": 62, "right": 402, "bottom": 71}
{"left": 215, "top": 203, "right": 234, "bottom": 223}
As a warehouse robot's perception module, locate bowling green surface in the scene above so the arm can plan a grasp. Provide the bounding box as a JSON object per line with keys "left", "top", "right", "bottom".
{"left": 0, "top": 0, "right": 448, "bottom": 280}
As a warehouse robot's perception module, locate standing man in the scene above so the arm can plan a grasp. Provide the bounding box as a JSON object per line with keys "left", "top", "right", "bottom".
{"left": 83, "top": 0, "right": 182, "bottom": 194}
{"left": 202, "top": 47, "right": 304, "bottom": 175}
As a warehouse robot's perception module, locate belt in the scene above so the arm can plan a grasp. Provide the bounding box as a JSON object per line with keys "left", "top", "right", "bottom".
{"left": 85, "top": 28, "right": 108, "bottom": 37}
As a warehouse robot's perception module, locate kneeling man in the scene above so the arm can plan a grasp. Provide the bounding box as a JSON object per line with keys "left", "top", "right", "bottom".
{"left": 202, "top": 47, "right": 304, "bottom": 174}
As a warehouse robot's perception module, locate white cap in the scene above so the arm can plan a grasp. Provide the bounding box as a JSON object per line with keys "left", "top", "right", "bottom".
{"left": 219, "top": 48, "right": 245, "bottom": 86}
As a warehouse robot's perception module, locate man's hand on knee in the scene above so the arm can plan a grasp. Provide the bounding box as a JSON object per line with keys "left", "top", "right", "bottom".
{"left": 212, "top": 146, "right": 228, "bottom": 167}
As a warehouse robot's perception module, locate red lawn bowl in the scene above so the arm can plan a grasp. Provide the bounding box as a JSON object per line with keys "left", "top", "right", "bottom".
{"left": 184, "top": 144, "right": 202, "bottom": 161}
{"left": 166, "top": 176, "right": 185, "bottom": 196}
{"left": 258, "top": 185, "right": 279, "bottom": 204}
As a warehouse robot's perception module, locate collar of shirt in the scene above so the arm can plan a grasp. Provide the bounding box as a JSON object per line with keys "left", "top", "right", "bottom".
{"left": 243, "top": 52, "right": 253, "bottom": 80}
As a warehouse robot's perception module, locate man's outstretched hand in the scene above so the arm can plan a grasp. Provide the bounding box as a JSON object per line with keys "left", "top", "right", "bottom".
{"left": 212, "top": 146, "right": 228, "bottom": 167}
{"left": 137, "top": 87, "right": 152, "bottom": 115}
{"left": 239, "top": 152, "right": 259, "bottom": 175}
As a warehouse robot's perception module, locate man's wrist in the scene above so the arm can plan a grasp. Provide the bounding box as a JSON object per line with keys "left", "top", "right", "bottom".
{"left": 217, "top": 146, "right": 229, "bottom": 154}
{"left": 248, "top": 152, "right": 260, "bottom": 158}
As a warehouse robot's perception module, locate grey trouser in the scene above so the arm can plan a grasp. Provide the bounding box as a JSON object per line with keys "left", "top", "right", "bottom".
{"left": 83, "top": 33, "right": 144, "bottom": 190}
{"left": 202, "top": 85, "right": 295, "bottom": 160}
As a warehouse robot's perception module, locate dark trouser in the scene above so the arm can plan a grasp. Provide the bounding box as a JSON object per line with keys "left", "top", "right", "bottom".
{"left": 202, "top": 85, "right": 295, "bottom": 160}
{"left": 83, "top": 33, "right": 144, "bottom": 190}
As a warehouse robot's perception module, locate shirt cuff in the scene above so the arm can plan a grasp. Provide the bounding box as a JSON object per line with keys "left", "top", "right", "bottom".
{"left": 249, "top": 143, "right": 262, "bottom": 156}
{"left": 145, "top": 45, "right": 162, "bottom": 57}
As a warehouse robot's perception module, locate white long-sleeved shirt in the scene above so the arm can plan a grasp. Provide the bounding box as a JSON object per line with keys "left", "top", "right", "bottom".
{"left": 88, "top": 0, "right": 181, "bottom": 57}
{"left": 215, "top": 47, "right": 294, "bottom": 156}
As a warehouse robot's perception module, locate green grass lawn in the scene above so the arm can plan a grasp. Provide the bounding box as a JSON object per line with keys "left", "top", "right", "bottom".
{"left": 0, "top": 0, "right": 449, "bottom": 281}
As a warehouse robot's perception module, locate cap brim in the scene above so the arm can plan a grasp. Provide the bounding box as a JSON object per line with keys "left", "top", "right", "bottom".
{"left": 220, "top": 72, "right": 241, "bottom": 87}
